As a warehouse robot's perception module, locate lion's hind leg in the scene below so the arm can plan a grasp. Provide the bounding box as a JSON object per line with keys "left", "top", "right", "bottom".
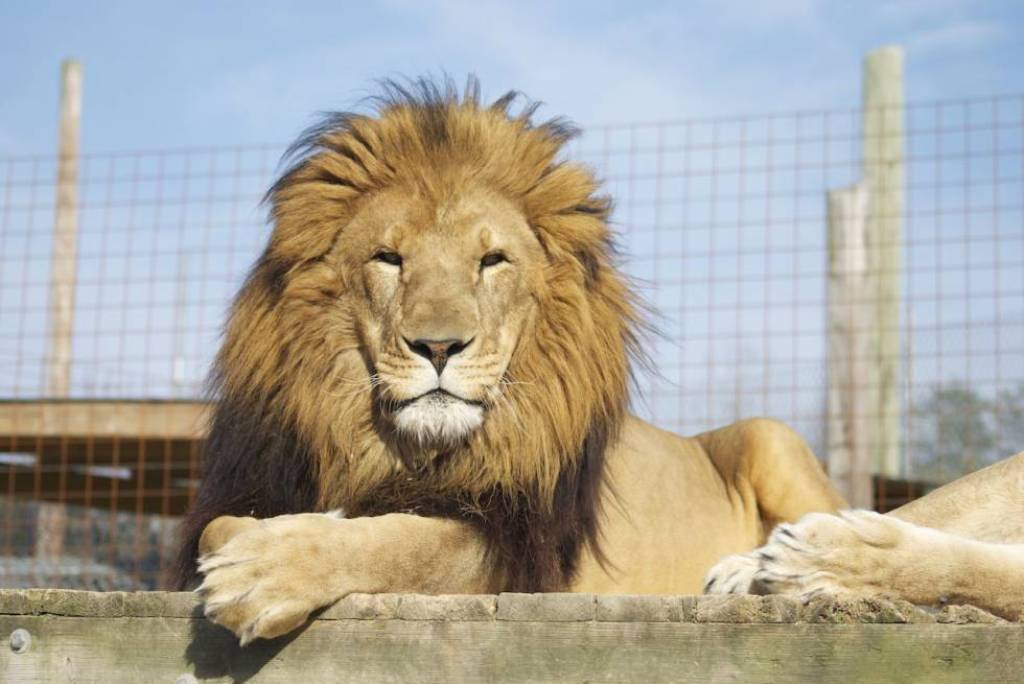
{"left": 700, "top": 418, "right": 850, "bottom": 597}
{"left": 699, "top": 418, "right": 848, "bottom": 531}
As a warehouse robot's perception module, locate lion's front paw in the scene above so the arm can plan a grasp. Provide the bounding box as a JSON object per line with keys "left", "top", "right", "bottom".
{"left": 752, "top": 510, "right": 931, "bottom": 601}
{"left": 703, "top": 552, "right": 760, "bottom": 594}
{"left": 197, "top": 512, "right": 349, "bottom": 645}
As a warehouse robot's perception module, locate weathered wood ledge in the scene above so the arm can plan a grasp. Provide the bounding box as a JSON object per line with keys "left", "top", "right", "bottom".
{"left": 2, "top": 590, "right": 1022, "bottom": 682}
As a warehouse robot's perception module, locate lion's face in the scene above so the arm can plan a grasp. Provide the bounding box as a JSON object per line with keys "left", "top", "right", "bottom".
{"left": 216, "top": 85, "right": 639, "bottom": 514}
{"left": 332, "top": 185, "right": 545, "bottom": 446}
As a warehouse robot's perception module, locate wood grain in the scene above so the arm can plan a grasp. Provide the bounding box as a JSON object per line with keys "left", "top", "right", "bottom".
{"left": 1, "top": 591, "right": 1021, "bottom": 683}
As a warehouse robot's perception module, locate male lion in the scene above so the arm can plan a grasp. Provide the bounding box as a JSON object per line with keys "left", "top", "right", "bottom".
{"left": 175, "top": 79, "right": 1022, "bottom": 645}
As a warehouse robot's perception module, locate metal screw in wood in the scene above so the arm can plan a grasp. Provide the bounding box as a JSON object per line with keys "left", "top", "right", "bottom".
{"left": 9, "top": 628, "right": 31, "bottom": 654}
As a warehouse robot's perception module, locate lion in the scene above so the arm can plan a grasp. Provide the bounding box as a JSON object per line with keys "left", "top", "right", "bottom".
{"left": 173, "top": 78, "right": 1021, "bottom": 646}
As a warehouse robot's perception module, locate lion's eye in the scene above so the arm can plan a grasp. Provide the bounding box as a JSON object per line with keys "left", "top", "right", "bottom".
{"left": 480, "top": 252, "right": 508, "bottom": 269}
{"left": 373, "top": 251, "right": 403, "bottom": 267}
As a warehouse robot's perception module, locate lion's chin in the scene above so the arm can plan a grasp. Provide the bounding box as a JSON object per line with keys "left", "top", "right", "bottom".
{"left": 392, "top": 392, "right": 484, "bottom": 446}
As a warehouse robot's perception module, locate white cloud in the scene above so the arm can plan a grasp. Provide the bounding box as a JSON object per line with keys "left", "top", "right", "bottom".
{"left": 905, "top": 22, "right": 1006, "bottom": 56}
{"left": 152, "top": 0, "right": 1017, "bottom": 148}
{"left": 386, "top": 0, "right": 852, "bottom": 125}
{"left": 709, "top": 0, "right": 824, "bottom": 26}
{"left": 873, "top": 0, "right": 965, "bottom": 24}
{"left": 414, "top": 0, "right": 694, "bottom": 123}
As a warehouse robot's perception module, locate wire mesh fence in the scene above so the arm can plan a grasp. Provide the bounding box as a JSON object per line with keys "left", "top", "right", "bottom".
{"left": 578, "top": 95, "right": 1024, "bottom": 495}
{"left": 1, "top": 94, "right": 1022, "bottom": 589}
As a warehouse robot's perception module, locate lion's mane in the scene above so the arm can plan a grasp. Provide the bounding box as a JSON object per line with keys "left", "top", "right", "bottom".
{"left": 173, "top": 78, "right": 641, "bottom": 591}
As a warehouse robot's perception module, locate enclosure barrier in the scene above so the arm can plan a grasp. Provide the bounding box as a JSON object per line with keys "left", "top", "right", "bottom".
{"left": 1, "top": 590, "right": 1020, "bottom": 682}
{"left": 4, "top": 58, "right": 1024, "bottom": 584}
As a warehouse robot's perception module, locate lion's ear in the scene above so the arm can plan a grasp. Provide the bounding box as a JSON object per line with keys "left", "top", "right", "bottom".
{"left": 265, "top": 153, "right": 365, "bottom": 265}
{"left": 533, "top": 213, "right": 614, "bottom": 290}
{"left": 526, "top": 164, "right": 601, "bottom": 217}
{"left": 525, "top": 162, "right": 612, "bottom": 262}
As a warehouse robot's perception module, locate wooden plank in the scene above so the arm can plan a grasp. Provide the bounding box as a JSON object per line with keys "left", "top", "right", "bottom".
{"left": 3, "top": 614, "right": 1022, "bottom": 683}
{"left": 0, "top": 401, "right": 210, "bottom": 440}
{"left": 862, "top": 45, "right": 905, "bottom": 477}
{"left": 0, "top": 592, "right": 1020, "bottom": 683}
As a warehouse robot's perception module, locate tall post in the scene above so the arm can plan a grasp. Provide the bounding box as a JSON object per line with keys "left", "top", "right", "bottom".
{"left": 46, "top": 58, "right": 82, "bottom": 397}
{"left": 862, "top": 46, "right": 904, "bottom": 479}
{"left": 826, "top": 182, "right": 874, "bottom": 508}
{"left": 37, "top": 59, "right": 81, "bottom": 571}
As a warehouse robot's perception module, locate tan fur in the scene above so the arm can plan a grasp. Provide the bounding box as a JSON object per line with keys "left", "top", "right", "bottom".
{"left": 195, "top": 83, "right": 850, "bottom": 643}
{"left": 199, "top": 419, "right": 847, "bottom": 641}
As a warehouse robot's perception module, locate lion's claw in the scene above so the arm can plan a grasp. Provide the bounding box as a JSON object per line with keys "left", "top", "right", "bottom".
{"left": 703, "top": 552, "right": 760, "bottom": 594}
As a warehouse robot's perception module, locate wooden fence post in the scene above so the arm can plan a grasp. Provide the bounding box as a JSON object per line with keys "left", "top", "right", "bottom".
{"left": 826, "top": 182, "right": 874, "bottom": 508}
{"left": 36, "top": 58, "right": 82, "bottom": 571}
{"left": 45, "top": 58, "right": 82, "bottom": 397}
{"left": 862, "top": 45, "right": 905, "bottom": 479}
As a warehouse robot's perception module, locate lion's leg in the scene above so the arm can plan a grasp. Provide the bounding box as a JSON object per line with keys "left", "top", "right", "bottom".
{"left": 734, "top": 510, "right": 1024, "bottom": 620}
{"left": 698, "top": 418, "right": 847, "bottom": 530}
{"left": 197, "top": 512, "right": 498, "bottom": 644}
{"left": 699, "top": 419, "right": 847, "bottom": 593}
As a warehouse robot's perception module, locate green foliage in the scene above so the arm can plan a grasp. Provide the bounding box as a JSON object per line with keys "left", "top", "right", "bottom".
{"left": 993, "top": 384, "right": 1024, "bottom": 459}
{"left": 910, "top": 382, "right": 1024, "bottom": 483}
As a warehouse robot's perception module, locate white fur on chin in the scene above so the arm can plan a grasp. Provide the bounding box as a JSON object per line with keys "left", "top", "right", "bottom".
{"left": 393, "top": 393, "right": 484, "bottom": 445}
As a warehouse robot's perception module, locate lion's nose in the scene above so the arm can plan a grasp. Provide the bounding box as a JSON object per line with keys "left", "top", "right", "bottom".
{"left": 405, "top": 337, "right": 472, "bottom": 375}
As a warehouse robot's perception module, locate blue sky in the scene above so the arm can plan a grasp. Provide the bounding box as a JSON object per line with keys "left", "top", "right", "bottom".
{"left": 1, "top": 2, "right": 1022, "bottom": 474}
{"left": 2, "top": 0, "right": 1023, "bottom": 154}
